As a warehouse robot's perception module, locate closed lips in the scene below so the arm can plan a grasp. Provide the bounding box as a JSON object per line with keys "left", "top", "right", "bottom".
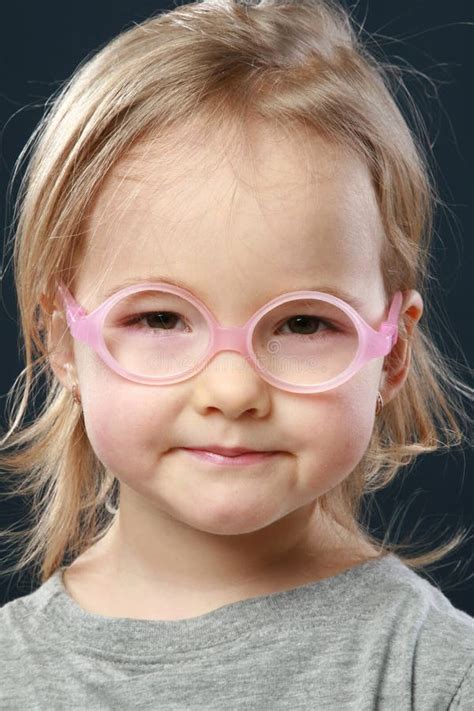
{"left": 184, "top": 446, "right": 273, "bottom": 456}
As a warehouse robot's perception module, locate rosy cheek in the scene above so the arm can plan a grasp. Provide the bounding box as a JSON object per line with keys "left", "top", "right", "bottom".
{"left": 81, "top": 387, "right": 176, "bottom": 468}
{"left": 295, "top": 387, "right": 375, "bottom": 462}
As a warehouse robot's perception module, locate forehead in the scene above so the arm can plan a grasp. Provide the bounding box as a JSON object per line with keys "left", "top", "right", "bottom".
{"left": 76, "top": 119, "right": 385, "bottom": 311}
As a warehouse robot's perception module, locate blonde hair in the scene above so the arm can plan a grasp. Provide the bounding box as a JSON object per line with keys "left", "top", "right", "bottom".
{"left": 1, "top": 0, "right": 472, "bottom": 587}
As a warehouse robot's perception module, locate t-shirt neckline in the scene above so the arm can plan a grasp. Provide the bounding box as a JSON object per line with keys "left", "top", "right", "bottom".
{"left": 27, "top": 553, "right": 403, "bottom": 658}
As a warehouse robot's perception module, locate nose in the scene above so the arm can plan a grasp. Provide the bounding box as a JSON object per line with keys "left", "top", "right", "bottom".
{"left": 190, "top": 349, "right": 272, "bottom": 419}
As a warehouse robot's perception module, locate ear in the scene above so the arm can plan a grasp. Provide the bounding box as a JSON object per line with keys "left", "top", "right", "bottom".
{"left": 40, "top": 292, "right": 78, "bottom": 393}
{"left": 379, "top": 289, "right": 424, "bottom": 406}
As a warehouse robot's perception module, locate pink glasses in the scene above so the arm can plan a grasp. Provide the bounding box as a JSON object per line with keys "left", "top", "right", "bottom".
{"left": 57, "top": 281, "right": 402, "bottom": 394}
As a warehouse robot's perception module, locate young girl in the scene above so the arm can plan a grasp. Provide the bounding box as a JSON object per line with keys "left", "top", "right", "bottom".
{"left": 1, "top": 0, "right": 473, "bottom": 707}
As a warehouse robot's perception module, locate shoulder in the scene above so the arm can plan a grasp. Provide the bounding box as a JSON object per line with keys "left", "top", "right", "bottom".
{"left": 0, "top": 592, "right": 37, "bottom": 699}
{"left": 373, "top": 557, "right": 474, "bottom": 643}
{"left": 356, "top": 555, "right": 474, "bottom": 706}
{"left": 0, "top": 573, "right": 61, "bottom": 665}
{"left": 0, "top": 573, "right": 65, "bottom": 703}
{"left": 0, "top": 589, "right": 36, "bottom": 639}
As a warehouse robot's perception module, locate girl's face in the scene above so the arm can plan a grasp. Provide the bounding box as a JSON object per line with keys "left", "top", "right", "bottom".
{"left": 50, "top": 121, "right": 420, "bottom": 576}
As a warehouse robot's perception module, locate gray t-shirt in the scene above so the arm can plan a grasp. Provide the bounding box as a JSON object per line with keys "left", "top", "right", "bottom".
{"left": 1, "top": 552, "right": 472, "bottom": 709}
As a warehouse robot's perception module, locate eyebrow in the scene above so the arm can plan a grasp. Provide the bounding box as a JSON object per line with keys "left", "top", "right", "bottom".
{"left": 103, "top": 276, "right": 365, "bottom": 311}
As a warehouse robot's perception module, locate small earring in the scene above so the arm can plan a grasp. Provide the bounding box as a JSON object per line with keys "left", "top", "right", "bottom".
{"left": 71, "top": 384, "right": 82, "bottom": 406}
{"left": 375, "top": 391, "right": 384, "bottom": 416}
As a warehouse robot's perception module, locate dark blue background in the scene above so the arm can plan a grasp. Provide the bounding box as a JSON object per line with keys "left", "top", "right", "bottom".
{"left": 0, "top": 1, "right": 473, "bottom": 613}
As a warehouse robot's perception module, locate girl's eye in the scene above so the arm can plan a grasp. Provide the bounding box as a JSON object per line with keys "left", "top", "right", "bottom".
{"left": 123, "top": 311, "right": 188, "bottom": 331}
{"left": 119, "top": 311, "right": 339, "bottom": 338}
{"left": 276, "top": 315, "right": 336, "bottom": 337}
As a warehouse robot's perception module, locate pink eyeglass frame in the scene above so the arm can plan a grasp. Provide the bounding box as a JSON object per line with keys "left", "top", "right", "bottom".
{"left": 57, "top": 281, "right": 402, "bottom": 395}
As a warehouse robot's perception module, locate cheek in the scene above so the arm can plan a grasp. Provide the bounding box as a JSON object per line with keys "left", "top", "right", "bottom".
{"left": 77, "top": 363, "right": 180, "bottom": 472}
{"left": 288, "top": 376, "right": 378, "bottom": 478}
{"left": 320, "top": 402, "right": 374, "bottom": 474}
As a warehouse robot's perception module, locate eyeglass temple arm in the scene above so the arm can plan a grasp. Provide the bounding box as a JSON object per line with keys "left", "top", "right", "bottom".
{"left": 379, "top": 291, "right": 403, "bottom": 350}
{"left": 57, "top": 283, "right": 87, "bottom": 335}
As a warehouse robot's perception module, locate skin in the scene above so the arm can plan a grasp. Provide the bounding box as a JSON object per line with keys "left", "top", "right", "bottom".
{"left": 45, "top": 119, "right": 423, "bottom": 620}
